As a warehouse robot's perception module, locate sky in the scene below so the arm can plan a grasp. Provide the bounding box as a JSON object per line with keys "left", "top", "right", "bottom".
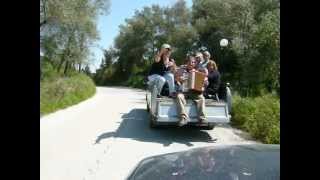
{"left": 89, "top": 0, "right": 193, "bottom": 72}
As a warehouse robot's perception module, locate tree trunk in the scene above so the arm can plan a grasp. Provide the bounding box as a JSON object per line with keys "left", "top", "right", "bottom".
{"left": 79, "top": 63, "right": 82, "bottom": 72}
{"left": 40, "top": 20, "right": 47, "bottom": 27}
{"left": 57, "top": 57, "right": 65, "bottom": 73}
{"left": 40, "top": 0, "right": 47, "bottom": 28}
{"left": 57, "top": 34, "right": 73, "bottom": 73}
{"left": 64, "top": 61, "right": 70, "bottom": 75}
{"left": 71, "top": 62, "right": 75, "bottom": 71}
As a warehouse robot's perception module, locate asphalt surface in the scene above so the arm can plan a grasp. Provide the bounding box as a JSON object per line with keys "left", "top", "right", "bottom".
{"left": 40, "top": 87, "right": 259, "bottom": 180}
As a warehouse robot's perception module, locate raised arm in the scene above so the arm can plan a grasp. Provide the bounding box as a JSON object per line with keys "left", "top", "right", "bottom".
{"left": 154, "top": 48, "right": 165, "bottom": 63}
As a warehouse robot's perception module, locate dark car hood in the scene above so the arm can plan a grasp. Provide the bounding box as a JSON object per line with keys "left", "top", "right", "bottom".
{"left": 127, "top": 144, "right": 280, "bottom": 180}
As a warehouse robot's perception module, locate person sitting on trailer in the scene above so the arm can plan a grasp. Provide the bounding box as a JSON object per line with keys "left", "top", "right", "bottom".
{"left": 147, "top": 43, "right": 177, "bottom": 98}
{"left": 202, "top": 51, "right": 215, "bottom": 68}
{"left": 204, "top": 60, "right": 221, "bottom": 100}
{"left": 175, "top": 56, "right": 208, "bottom": 127}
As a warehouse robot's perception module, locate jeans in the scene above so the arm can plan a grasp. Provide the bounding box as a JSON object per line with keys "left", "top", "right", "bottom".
{"left": 148, "top": 73, "right": 175, "bottom": 95}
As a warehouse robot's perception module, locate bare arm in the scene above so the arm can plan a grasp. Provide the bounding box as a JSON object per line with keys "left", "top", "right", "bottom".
{"left": 154, "top": 52, "right": 161, "bottom": 62}
{"left": 154, "top": 48, "right": 165, "bottom": 62}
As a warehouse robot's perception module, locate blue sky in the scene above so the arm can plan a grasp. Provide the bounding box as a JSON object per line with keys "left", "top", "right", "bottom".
{"left": 89, "top": 0, "right": 193, "bottom": 72}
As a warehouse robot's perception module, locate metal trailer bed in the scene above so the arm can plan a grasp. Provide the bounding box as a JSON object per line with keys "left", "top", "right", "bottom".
{"left": 146, "top": 84, "right": 232, "bottom": 130}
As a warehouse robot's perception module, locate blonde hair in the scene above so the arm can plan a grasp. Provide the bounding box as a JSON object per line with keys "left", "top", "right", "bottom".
{"left": 207, "top": 60, "right": 218, "bottom": 71}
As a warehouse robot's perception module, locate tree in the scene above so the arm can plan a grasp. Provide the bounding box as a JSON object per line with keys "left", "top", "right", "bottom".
{"left": 191, "top": 0, "right": 279, "bottom": 96}
{"left": 84, "top": 65, "right": 92, "bottom": 76}
{"left": 243, "top": 8, "right": 280, "bottom": 95}
{"left": 102, "top": 0, "right": 198, "bottom": 84}
{"left": 94, "top": 47, "right": 118, "bottom": 85}
{"left": 93, "top": 0, "right": 279, "bottom": 96}
{"left": 40, "top": 0, "right": 110, "bottom": 76}
{"left": 191, "top": 0, "right": 254, "bottom": 89}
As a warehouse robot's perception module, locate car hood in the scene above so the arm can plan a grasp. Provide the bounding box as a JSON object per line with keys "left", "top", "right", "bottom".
{"left": 127, "top": 144, "right": 280, "bottom": 180}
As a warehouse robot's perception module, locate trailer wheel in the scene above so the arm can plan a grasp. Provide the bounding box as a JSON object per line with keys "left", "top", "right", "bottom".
{"left": 149, "top": 115, "right": 158, "bottom": 129}
{"left": 146, "top": 94, "right": 150, "bottom": 112}
{"left": 147, "top": 104, "right": 150, "bottom": 112}
{"left": 202, "top": 124, "right": 215, "bottom": 130}
{"left": 226, "top": 86, "right": 232, "bottom": 113}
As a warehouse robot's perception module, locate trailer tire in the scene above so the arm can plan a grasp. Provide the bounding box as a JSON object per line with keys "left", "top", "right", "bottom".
{"left": 149, "top": 115, "right": 158, "bottom": 129}
{"left": 226, "top": 86, "right": 232, "bottom": 113}
{"left": 146, "top": 94, "right": 150, "bottom": 112}
{"left": 147, "top": 104, "right": 150, "bottom": 112}
{"left": 202, "top": 124, "right": 215, "bottom": 130}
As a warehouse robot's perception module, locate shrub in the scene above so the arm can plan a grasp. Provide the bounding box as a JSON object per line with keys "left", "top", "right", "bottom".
{"left": 126, "top": 75, "right": 145, "bottom": 89}
{"left": 40, "top": 61, "right": 59, "bottom": 81}
{"left": 40, "top": 73, "right": 96, "bottom": 115}
{"left": 231, "top": 93, "right": 280, "bottom": 144}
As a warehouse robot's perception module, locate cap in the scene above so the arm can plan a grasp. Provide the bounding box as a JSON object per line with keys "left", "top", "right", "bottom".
{"left": 161, "top": 43, "right": 171, "bottom": 50}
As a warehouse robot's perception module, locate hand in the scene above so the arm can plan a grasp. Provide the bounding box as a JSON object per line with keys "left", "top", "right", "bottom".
{"left": 160, "top": 48, "right": 167, "bottom": 55}
{"left": 155, "top": 51, "right": 161, "bottom": 62}
{"left": 204, "top": 79, "right": 209, "bottom": 86}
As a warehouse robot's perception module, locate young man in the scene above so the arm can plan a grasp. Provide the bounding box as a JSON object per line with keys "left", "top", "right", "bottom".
{"left": 175, "top": 56, "right": 208, "bottom": 127}
{"left": 148, "top": 44, "right": 176, "bottom": 98}
{"left": 195, "top": 52, "right": 209, "bottom": 76}
{"left": 203, "top": 51, "right": 217, "bottom": 68}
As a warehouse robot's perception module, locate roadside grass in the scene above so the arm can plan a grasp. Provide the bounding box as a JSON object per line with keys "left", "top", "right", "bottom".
{"left": 40, "top": 73, "right": 96, "bottom": 116}
{"left": 231, "top": 93, "right": 280, "bottom": 144}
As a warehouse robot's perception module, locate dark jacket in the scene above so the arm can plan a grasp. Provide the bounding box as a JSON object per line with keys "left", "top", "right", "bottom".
{"left": 206, "top": 70, "right": 221, "bottom": 94}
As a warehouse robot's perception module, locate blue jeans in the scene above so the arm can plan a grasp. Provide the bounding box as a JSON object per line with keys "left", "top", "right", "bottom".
{"left": 148, "top": 73, "right": 175, "bottom": 95}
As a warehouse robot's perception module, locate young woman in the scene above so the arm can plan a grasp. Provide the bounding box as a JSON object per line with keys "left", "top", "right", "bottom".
{"left": 204, "top": 60, "right": 221, "bottom": 99}
{"left": 148, "top": 44, "right": 176, "bottom": 98}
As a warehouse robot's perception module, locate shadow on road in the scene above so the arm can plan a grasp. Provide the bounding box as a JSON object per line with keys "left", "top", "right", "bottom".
{"left": 97, "top": 86, "right": 146, "bottom": 92}
{"left": 95, "top": 108, "right": 217, "bottom": 147}
{"left": 215, "top": 124, "right": 256, "bottom": 141}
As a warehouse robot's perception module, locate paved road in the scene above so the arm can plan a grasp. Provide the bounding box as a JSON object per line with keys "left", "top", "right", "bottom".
{"left": 40, "top": 87, "right": 259, "bottom": 180}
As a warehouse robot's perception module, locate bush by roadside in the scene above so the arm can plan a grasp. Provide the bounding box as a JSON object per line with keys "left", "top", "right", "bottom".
{"left": 231, "top": 93, "right": 280, "bottom": 144}
{"left": 126, "top": 75, "right": 145, "bottom": 89}
{"left": 40, "top": 73, "right": 96, "bottom": 116}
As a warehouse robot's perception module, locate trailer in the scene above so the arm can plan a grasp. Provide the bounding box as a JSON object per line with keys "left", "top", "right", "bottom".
{"left": 146, "top": 83, "right": 232, "bottom": 130}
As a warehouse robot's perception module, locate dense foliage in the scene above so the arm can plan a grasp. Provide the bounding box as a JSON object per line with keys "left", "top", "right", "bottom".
{"left": 94, "top": 0, "right": 279, "bottom": 97}
{"left": 231, "top": 93, "right": 280, "bottom": 144}
{"left": 40, "top": 0, "right": 110, "bottom": 75}
{"left": 40, "top": 0, "right": 110, "bottom": 115}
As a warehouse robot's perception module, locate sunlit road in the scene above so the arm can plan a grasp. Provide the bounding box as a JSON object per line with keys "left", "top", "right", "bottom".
{"left": 40, "top": 87, "right": 258, "bottom": 180}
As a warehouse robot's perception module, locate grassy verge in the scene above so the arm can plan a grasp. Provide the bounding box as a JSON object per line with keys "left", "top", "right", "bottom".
{"left": 231, "top": 93, "right": 280, "bottom": 144}
{"left": 40, "top": 73, "right": 96, "bottom": 115}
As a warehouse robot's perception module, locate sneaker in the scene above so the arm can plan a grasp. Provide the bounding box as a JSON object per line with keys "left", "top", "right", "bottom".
{"left": 198, "top": 118, "right": 208, "bottom": 124}
{"left": 178, "top": 118, "right": 188, "bottom": 127}
{"left": 157, "top": 94, "right": 163, "bottom": 98}
{"left": 169, "top": 92, "right": 177, "bottom": 98}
